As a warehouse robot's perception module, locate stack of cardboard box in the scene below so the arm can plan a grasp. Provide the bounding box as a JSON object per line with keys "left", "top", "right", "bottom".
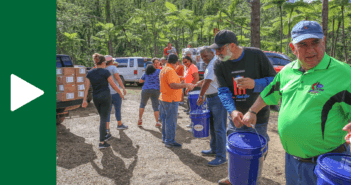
{"left": 56, "top": 67, "right": 86, "bottom": 101}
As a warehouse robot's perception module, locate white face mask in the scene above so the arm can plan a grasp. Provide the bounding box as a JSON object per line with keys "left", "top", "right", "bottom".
{"left": 218, "top": 47, "right": 233, "bottom": 62}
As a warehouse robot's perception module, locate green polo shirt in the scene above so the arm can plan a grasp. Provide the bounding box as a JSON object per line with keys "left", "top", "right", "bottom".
{"left": 261, "top": 53, "right": 351, "bottom": 158}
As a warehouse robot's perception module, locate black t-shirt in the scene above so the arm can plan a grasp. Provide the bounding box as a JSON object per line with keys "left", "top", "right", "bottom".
{"left": 214, "top": 47, "right": 276, "bottom": 124}
{"left": 86, "top": 68, "right": 111, "bottom": 97}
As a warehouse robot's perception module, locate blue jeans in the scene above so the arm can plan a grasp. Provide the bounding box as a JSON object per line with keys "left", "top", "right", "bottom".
{"left": 107, "top": 93, "right": 122, "bottom": 122}
{"left": 158, "top": 100, "right": 162, "bottom": 122}
{"left": 160, "top": 101, "right": 179, "bottom": 145}
{"left": 207, "top": 95, "right": 227, "bottom": 160}
{"left": 285, "top": 143, "right": 351, "bottom": 185}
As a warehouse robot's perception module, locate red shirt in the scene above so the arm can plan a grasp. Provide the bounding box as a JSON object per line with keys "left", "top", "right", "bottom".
{"left": 163, "top": 46, "right": 177, "bottom": 56}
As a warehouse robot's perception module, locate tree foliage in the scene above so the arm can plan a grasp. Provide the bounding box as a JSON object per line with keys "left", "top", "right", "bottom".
{"left": 57, "top": 0, "right": 351, "bottom": 65}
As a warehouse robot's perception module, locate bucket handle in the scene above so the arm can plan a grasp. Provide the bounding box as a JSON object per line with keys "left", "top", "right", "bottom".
{"left": 227, "top": 116, "right": 266, "bottom": 152}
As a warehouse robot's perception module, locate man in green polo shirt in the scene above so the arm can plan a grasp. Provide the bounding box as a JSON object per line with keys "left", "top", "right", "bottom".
{"left": 241, "top": 20, "right": 351, "bottom": 185}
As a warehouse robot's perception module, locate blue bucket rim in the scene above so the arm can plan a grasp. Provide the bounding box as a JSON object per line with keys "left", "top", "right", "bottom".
{"left": 317, "top": 153, "right": 351, "bottom": 181}
{"left": 227, "top": 131, "right": 267, "bottom": 153}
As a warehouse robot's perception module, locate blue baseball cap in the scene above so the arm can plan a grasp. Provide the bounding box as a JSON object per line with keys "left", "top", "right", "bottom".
{"left": 291, "top": 21, "right": 324, "bottom": 44}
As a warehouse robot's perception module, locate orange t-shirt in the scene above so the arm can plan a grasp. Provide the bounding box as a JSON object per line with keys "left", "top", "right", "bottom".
{"left": 175, "top": 64, "right": 184, "bottom": 77}
{"left": 159, "top": 63, "right": 182, "bottom": 102}
{"left": 184, "top": 64, "right": 198, "bottom": 83}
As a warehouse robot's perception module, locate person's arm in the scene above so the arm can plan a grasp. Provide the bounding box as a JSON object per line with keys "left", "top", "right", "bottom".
{"left": 253, "top": 51, "right": 277, "bottom": 92}
{"left": 213, "top": 62, "right": 243, "bottom": 128}
{"left": 163, "top": 48, "right": 167, "bottom": 57}
{"left": 242, "top": 73, "right": 282, "bottom": 127}
{"left": 344, "top": 123, "right": 351, "bottom": 144}
{"left": 114, "top": 73, "right": 127, "bottom": 95}
{"left": 82, "top": 78, "right": 91, "bottom": 108}
{"left": 340, "top": 85, "right": 351, "bottom": 144}
{"left": 192, "top": 72, "right": 199, "bottom": 84}
{"left": 139, "top": 73, "right": 146, "bottom": 84}
{"left": 197, "top": 79, "right": 211, "bottom": 105}
{"left": 170, "top": 82, "right": 192, "bottom": 89}
{"left": 107, "top": 76, "right": 124, "bottom": 99}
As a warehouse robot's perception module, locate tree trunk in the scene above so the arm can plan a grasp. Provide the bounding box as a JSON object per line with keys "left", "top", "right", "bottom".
{"left": 105, "top": 0, "right": 113, "bottom": 55}
{"left": 250, "top": 0, "right": 260, "bottom": 48}
{"left": 331, "top": 18, "right": 335, "bottom": 56}
{"left": 333, "top": 21, "right": 341, "bottom": 57}
{"left": 182, "top": 27, "right": 185, "bottom": 48}
{"left": 321, "top": 0, "right": 328, "bottom": 50}
{"left": 287, "top": 8, "right": 294, "bottom": 55}
{"left": 342, "top": 6, "right": 347, "bottom": 62}
{"left": 280, "top": 5, "right": 282, "bottom": 53}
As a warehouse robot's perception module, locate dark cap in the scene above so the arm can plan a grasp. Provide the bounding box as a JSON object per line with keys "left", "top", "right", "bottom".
{"left": 167, "top": 53, "right": 178, "bottom": 64}
{"left": 209, "top": 30, "right": 238, "bottom": 49}
{"left": 291, "top": 21, "right": 324, "bottom": 44}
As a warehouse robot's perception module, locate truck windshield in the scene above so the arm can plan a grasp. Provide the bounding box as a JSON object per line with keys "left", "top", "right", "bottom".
{"left": 56, "top": 57, "right": 62, "bottom": 68}
{"left": 61, "top": 56, "right": 73, "bottom": 67}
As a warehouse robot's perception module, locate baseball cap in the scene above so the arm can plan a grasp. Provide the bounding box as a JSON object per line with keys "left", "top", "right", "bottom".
{"left": 291, "top": 21, "right": 324, "bottom": 44}
{"left": 104, "top": 55, "right": 113, "bottom": 61}
{"left": 167, "top": 53, "right": 178, "bottom": 64}
{"left": 209, "top": 30, "right": 238, "bottom": 49}
{"left": 160, "top": 57, "right": 166, "bottom": 60}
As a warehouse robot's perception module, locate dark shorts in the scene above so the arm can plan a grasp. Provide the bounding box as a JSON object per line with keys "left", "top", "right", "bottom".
{"left": 140, "top": 89, "right": 160, "bottom": 111}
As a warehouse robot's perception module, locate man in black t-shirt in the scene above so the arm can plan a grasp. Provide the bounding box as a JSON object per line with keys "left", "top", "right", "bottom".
{"left": 209, "top": 30, "right": 276, "bottom": 185}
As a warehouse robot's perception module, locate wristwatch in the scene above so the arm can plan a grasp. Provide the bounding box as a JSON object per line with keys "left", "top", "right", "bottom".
{"left": 248, "top": 109, "right": 257, "bottom": 115}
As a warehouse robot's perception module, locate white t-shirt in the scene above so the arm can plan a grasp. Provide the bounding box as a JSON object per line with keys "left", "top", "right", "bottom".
{"left": 106, "top": 65, "right": 120, "bottom": 94}
{"left": 204, "top": 56, "right": 219, "bottom": 95}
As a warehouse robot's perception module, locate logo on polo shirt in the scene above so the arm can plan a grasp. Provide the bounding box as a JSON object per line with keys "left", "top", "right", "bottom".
{"left": 309, "top": 82, "right": 324, "bottom": 94}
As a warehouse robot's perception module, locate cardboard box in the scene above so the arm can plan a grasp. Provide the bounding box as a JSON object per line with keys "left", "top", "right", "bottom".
{"left": 76, "top": 84, "right": 85, "bottom": 91}
{"left": 57, "top": 76, "right": 75, "bottom": 85}
{"left": 61, "top": 67, "right": 75, "bottom": 76}
{"left": 76, "top": 91, "right": 85, "bottom": 99}
{"left": 56, "top": 68, "right": 63, "bottom": 76}
{"left": 56, "top": 92, "right": 76, "bottom": 102}
{"left": 76, "top": 76, "right": 85, "bottom": 84}
{"left": 75, "top": 68, "right": 86, "bottom": 76}
{"left": 57, "top": 84, "right": 76, "bottom": 92}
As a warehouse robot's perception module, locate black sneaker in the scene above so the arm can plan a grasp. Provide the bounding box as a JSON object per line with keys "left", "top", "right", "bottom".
{"left": 105, "top": 133, "right": 112, "bottom": 141}
{"left": 99, "top": 142, "right": 110, "bottom": 149}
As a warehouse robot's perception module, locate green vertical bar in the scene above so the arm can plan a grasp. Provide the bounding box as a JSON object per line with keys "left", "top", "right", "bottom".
{"left": 0, "top": 0, "right": 55, "bottom": 184}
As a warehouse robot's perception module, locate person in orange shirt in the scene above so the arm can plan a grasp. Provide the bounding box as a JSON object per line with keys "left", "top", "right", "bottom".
{"left": 183, "top": 56, "right": 200, "bottom": 114}
{"left": 175, "top": 60, "right": 184, "bottom": 77}
{"left": 159, "top": 54, "right": 193, "bottom": 148}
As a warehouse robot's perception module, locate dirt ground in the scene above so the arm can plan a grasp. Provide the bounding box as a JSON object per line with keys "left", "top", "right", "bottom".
{"left": 56, "top": 85, "right": 287, "bottom": 185}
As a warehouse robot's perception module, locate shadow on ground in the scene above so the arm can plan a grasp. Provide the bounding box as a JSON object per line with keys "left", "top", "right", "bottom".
{"left": 142, "top": 125, "right": 227, "bottom": 183}
{"left": 260, "top": 177, "right": 282, "bottom": 185}
{"left": 91, "top": 130, "right": 139, "bottom": 185}
{"left": 91, "top": 148, "right": 138, "bottom": 185}
{"left": 56, "top": 125, "right": 97, "bottom": 169}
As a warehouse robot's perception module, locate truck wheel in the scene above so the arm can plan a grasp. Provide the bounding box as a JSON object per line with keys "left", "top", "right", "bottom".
{"left": 56, "top": 115, "right": 65, "bottom": 125}
{"left": 120, "top": 76, "right": 126, "bottom": 86}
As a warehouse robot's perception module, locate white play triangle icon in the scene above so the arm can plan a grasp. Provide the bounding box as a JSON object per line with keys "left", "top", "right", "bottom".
{"left": 11, "top": 74, "right": 44, "bottom": 111}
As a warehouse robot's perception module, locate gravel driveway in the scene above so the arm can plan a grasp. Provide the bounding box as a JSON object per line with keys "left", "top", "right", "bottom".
{"left": 57, "top": 85, "right": 286, "bottom": 185}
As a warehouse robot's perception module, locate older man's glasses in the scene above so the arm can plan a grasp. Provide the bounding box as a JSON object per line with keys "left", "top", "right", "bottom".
{"left": 215, "top": 44, "right": 228, "bottom": 53}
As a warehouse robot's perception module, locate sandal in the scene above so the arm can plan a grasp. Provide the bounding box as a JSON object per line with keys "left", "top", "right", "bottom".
{"left": 155, "top": 122, "right": 161, "bottom": 128}
{"left": 138, "top": 119, "right": 142, "bottom": 127}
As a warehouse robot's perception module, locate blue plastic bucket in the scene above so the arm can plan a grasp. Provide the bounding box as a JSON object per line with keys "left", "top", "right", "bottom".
{"left": 314, "top": 153, "right": 351, "bottom": 185}
{"left": 227, "top": 132, "right": 268, "bottom": 185}
{"left": 190, "top": 110, "right": 210, "bottom": 138}
{"left": 188, "top": 90, "right": 206, "bottom": 112}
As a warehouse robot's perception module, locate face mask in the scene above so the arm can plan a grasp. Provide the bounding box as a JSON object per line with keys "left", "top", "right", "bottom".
{"left": 218, "top": 47, "right": 233, "bottom": 62}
